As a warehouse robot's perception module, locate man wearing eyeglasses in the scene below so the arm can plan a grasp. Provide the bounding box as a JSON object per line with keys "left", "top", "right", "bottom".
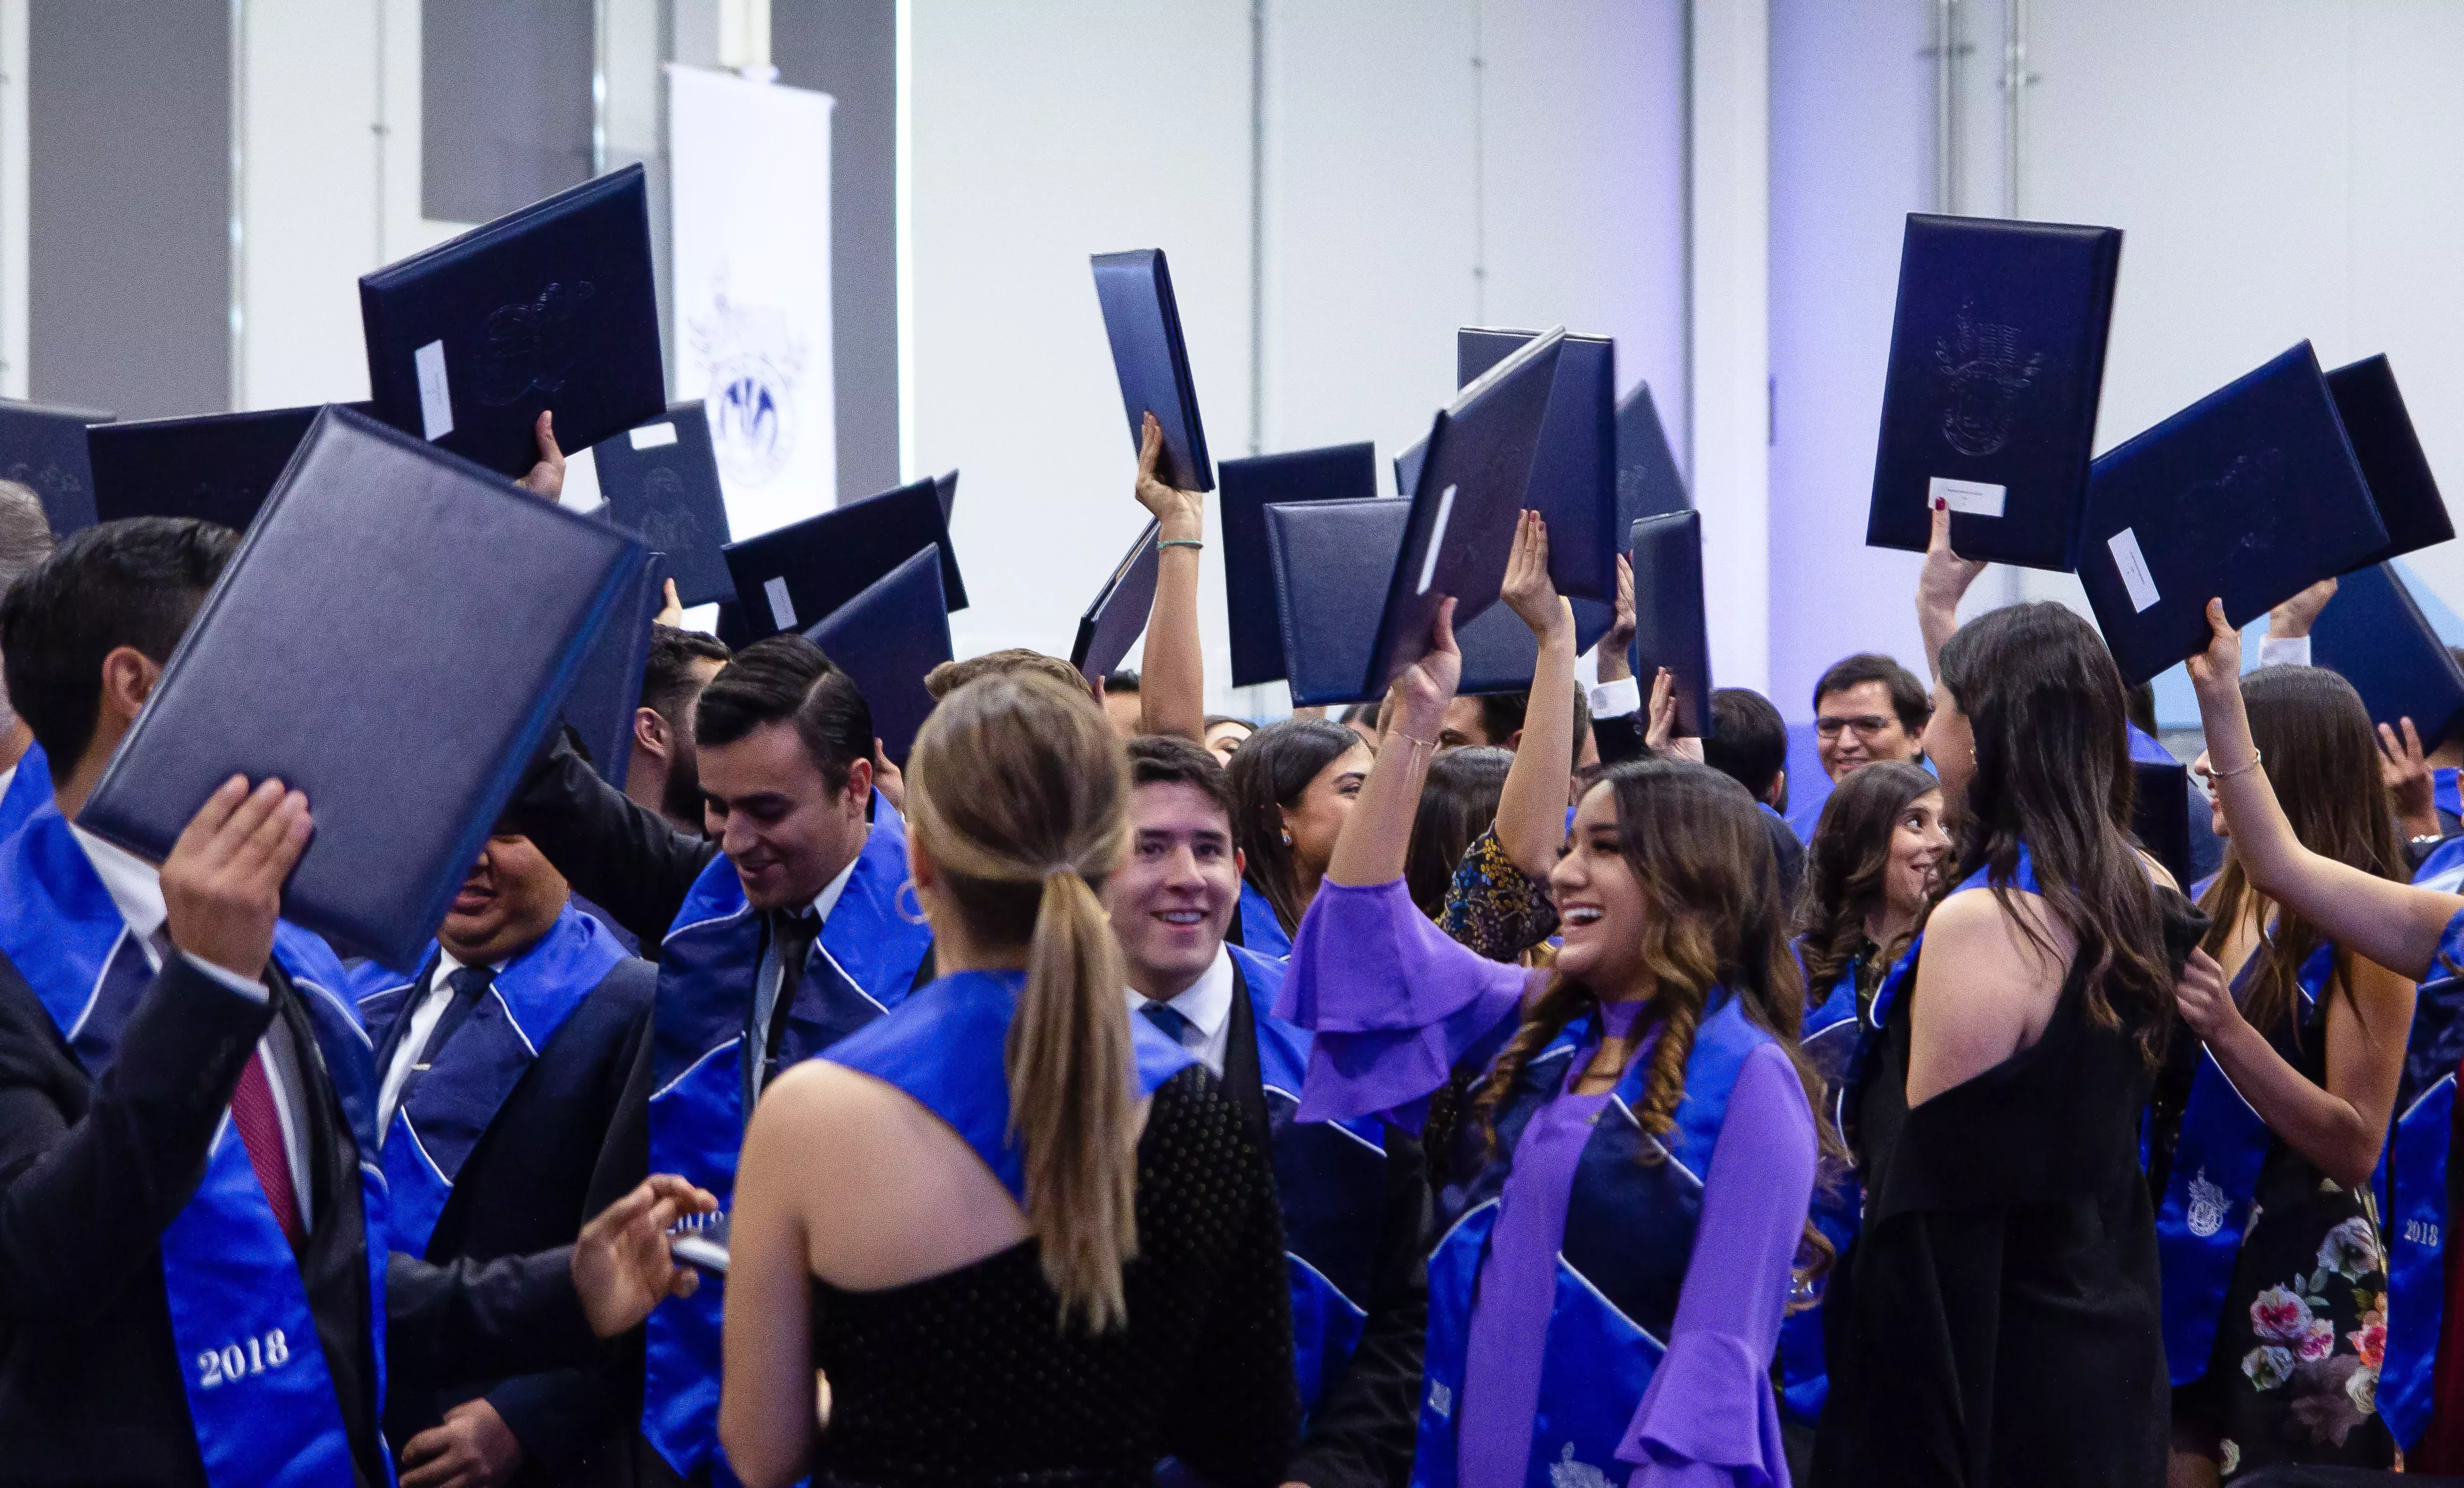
{"left": 1811, "top": 652, "right": 1931, "bottom": 781}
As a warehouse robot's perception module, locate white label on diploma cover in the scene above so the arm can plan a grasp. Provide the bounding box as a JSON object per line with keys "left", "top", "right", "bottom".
{"left": 763, "top": 576, "right": 797, "bottom": 630}
{"left": 1929, "top": 475, "right": 2007, "bottom": 518}
{"left": 1416, "top": 485, "right": 1458, "bottom": 596}
{"left": 2108, "top": 527, "right": 2162, "bottom": 613}
{"left": 412, "top": 341, "right": 454, "bottom": 441}
{"left": 628, "top": 422, "right": 679, "bottom": 451}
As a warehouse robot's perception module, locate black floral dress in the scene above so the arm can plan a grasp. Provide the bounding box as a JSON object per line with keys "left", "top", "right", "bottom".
{"left": 2172, "top": 986, "right": 2395, "bottom": 1478}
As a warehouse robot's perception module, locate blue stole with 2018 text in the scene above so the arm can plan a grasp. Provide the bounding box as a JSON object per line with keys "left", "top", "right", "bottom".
{"left": 640, "top": 797, "right": 933, "bottom": 1486}
{"left": 352, "top": 901, "right": 629, "bottom": 1257}
{"left": 2377, "top": 907, "right": 2464, "bottom": 1446}
{"left": 0, "top": 804, "right": 389, "bottom": 1488}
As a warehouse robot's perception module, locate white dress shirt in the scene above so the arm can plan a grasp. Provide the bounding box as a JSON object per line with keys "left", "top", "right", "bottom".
{"left": 2257, "top": 635, "right": 2312, "bottom": 669}
{"left": 0, "top": 761, "right": 15, "bottom": 803}
{"left": 376, "top": 947, "right": 507, "bottom": 1133}
{"left": 68, "top": 824, "right": 311, "bottom": 1214}
{"left": 1126, "top": 943, "right": 1237, "bottom": 1079}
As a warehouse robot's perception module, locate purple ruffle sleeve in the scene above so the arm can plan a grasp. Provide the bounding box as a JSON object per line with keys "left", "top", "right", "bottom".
{"left": 1275, "top": 877, "right": 1539, "bottom": 1131}
{"left": 1616, "top": 1042, "right": 1817, "bottom": 1488}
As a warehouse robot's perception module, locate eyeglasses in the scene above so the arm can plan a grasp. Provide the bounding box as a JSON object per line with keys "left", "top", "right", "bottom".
{"left": 1815, "top": 715, "right": 1899, "bottom": 740}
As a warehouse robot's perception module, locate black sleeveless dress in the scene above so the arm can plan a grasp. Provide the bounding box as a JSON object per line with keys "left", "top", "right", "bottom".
{"left": 804, "top": 1067, "right": 1299, "bottom": 1488}
{"left": 1815, "top": 892, "right": 2204, "bottom": 1488}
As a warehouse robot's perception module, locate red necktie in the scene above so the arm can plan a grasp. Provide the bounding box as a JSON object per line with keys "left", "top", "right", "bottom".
{"left": 230, "top": 1049, "right": 305, "bottom": 1246}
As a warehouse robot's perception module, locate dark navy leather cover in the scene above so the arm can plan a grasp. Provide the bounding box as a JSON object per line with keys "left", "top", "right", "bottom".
{"left": 2131, "top": 758, "right": 2193, "bottom": 893}
{"left": 1616, "top": 380, "right": 1689, "bottom": 522}
{"left": 1219, "top": 442, "right": 1376, "bottom": 687}
{"left": 1367, "top": 333, "right": 1564, "bottom": 697}
{"left": 1072, "top": 520, "right": 1160, "bottom": 683}
{"left": 593, "top": 401, "right": 734, "bottom": 608}
{"left": 88, "top": 402, "right": 375, "bottom": 532}
{"left": 2312, "top": 562, "right": 2464, "bottom": 755}
{"left": 0, "top": 397, "right": 113, "bottom": 535}
{"left": 1264, "top": 498, "right": 1400, "bottom": 707}
{"left": 561, "top": 554, "right": 665, "bottom": 791}
{"left": 2080, "top": 342, "right": 2386, "bottom": 686}
{"left": 360, "top": 164, "right": 663, "bottom": 478}
{"left": 933, "top": 469, "right": 958, "bottom": 522}
{"left": 1628, "top": 512, "right": 1714, "bottom": 739}
{"left": 804, "top": 545, "right": 950, "bottom": 765}
{"left": 1457, "top": 329, "right": 1618, "bottom": 602}
{"left": 721, "top": 474, "right": 967, "bottom": 639}
{"left": 1090, "top": 249, "right": 1213, "bottom": 492}
{"left": 1867, "top": 213, "right": 2123, "bottom": 571}
{"left": 2327, "top": 355, "right": 2452, "bottom": 570}
{"left": 77, "top": 406, "right": 645, "bottom": 968}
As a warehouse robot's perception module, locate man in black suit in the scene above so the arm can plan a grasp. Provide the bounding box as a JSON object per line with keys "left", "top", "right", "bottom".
{"left": 627, "top": 627, "right": 730, "bottom": 835}
{"left": 0, "top": 516, "right": 705, "bottom": 1488}
{"left": 359, "top": 830, "right": 659, "bottom": 1488}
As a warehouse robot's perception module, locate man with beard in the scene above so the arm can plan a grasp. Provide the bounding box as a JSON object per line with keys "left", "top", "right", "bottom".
{"left": 628, "top": 627, "right": 730, "bottom": 833}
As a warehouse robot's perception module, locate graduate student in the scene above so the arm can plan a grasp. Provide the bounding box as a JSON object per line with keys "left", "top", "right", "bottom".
{"left": 2155, "top": 665, "right": 2413, "bottom": 1480}
{"left": 1808, "top": 654, "right": 1929, "bottom": 783}
{"left": 1278, "top": 583, "right": 1823, "bottom": 1488}
{"left": 1227, "top": 718, "right": 1373, "bottom": 961}
{"left": 349, "top": 830, "right": 660, "bottom": 1488}
{"left": 629, "top": 626, "right": 730, "bottom": 834}
{"left": 0, "top": 479, "right": 52, "bottom": 840}
{"left": 2182, "top": 600, "right": 2464, "bottom": 1469}
{"left": 1109, "top": 734, "right": 1426, "bottom": 1488}
{"left": 719, "top": 672, "right": 1298, "bottom": 1488}
{"left": 500, "top": 634, "right": 931, "bottom": 1486}
{"left": 0, "top": 516, "right": 707, "bottom": 1488}
{"left": 1815, "top": 601, "right": 2204, "bottom": 1488}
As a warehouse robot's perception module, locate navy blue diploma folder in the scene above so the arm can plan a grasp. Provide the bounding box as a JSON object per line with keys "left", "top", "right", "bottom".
{"left": 2079, "top": 342, "right": 2386, "bottom": 687}
{"left": 1219, "top": 442, "right": 1377, "bottom": 687}
{"left": 1366, "top": 328, "right": 1566, "bottom": 697}
{"left": 2326, "top": 355, "right": 2452, "bottom": 570}
{"left": 1629, "top": 512, "right": 1714, "bottom": 739}
{"left": 1457, "top": 328, "right": 1619, "bottom": 603}
{"left": 1616, "top": 380, "right": 1690, "bottom": 522}
{"left": 722, "top": 474, "right": 968, "bottom": 640}
{"left": 77, "top": 406, "right": 646, "bottom": 968}
{"left": 1867, "top": 213, "right": 2123, "bottom": 571}
{"left": 88, "top": 403, "right": 374, "bottom": 532}
{"left": 1090, "top": 249, "right": 1213, "bottom": 492}
{"left": 0, "top": 397, "right": 113, "bottom": 535}
{"left": 1072, "top": 521, "right": 1161, "bottom": 683}
{"left": 806, "top": 545, "right": 951, "bottom": 765}
{"left": 2312, "top": 562, "right": 2464, "bottom": 755}
{"left": 2131, "top": 759, "right": 2193, "bottom": 893}
{"left": 360, "top": 164, "right": 664, "bottom": 478}
{"left": 561, "top": 555, "right": 666, "bottom": 792}
{"left": 593, "top": 402, "right": 734, "bottom": 608}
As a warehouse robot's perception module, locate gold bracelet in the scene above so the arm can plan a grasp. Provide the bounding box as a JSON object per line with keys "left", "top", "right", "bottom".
{"left": 2207, "top": 748, "right": 2265, "bottom": 780}
{"left": 1387, "top": 729, "right": 1438, "bottom": 753}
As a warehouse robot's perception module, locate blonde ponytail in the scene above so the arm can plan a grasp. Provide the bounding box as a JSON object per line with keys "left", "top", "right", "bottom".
{"left": 903, "top": 672, "right": 1138, "bottom": 1331}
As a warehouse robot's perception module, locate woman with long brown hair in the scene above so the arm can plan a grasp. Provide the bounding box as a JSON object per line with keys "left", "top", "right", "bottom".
{"left": 1227, "top": 717, "right": 1372, "bottom": 958}
{"left": 1815, "top": 600, "right": 2206, "bottom": 1487}
{"left": 717, "top": 672, "right": 1296, "bottom": 1488}
{"left": 2157, "top": 663, "right": 2414, "bottom": 1481}
{"left": 1276, "top": 595, "right": 1823, "bottom": 1488}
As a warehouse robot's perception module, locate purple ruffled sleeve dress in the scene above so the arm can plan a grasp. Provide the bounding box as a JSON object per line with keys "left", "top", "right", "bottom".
{"left": 1278, "top": 877, "right": 1815, "bottom": 1488}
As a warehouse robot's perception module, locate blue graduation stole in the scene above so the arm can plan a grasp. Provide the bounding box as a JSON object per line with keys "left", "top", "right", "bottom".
{"left": 640, "top": 796, "right": 931, "bottom": 1486}
{"left": 0, "top": 738, "right": 47, "bottom": 844}
{"left": 353, "top": 902, "right": 629, "bottom": 1257}
{"left": 1776, "top": 940, "right": 1868, "bottom": 1425}
{"left": 0, "top": 805, "right": 390, "bottom": 1488}
{"left": 1864, "top": 845, "right": 2038, "bottom": 1034}
{"left": 2376, "top": 906, "right": 2464, "bottom": 1447}
{"left": 822, "top": 967, "right": 1196, "bottom": 1195}
{"left": 1237, "top": 878, "right": 1292, "bottom": 961}
{"left": 2416, "top": 834, "right": 2464, "bottom": 893}
{"left": 2127, "top": 722, "right": 2174, "bottom": 764}
{"left": 1235, "top": 945, "right": 1394, "bottom": 1419}
{"left": 1415, "top": 991, "right": 1772, "bottom": 1488}
{"left": 2154, "top": 941, "right": 2335, "bottom": 1387}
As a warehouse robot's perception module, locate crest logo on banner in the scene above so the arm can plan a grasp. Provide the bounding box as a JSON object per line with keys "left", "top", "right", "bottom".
{"left": 689, "top": 268, "right": 808, "bottom": 489}
{"left": 1934, "top": 298, "right": 2044, "bottom": 458}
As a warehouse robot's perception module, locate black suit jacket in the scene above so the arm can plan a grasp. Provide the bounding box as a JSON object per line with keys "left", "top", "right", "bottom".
{"left": 503, "top": 737, "right": 722, "bottom": 958}
{"left": 0, "top": 949, "right": 601, "bottom": 1488}
{"left": 380, "top": 955, "right": 658, "bottom": 1485}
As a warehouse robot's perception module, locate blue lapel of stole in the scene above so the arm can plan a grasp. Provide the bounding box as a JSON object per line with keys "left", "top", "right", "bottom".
{"left": 782, "top": 798, "right": 931, "bottom": 1064}
{"left": 2379, "top": 906, "right": 2464, "bottom": 1447}
{"left": 0, "top": 805, "right": 134, "bottom": 1045}
{"left": 0, "top": 739, "right": 49, "bottom": 843}
{"left": 1236, "top": 879, "right": 1293, "bottom": 961}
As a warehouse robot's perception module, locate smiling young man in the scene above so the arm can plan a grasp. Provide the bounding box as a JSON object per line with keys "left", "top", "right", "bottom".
{"left": 501, "top": 633, "right": 932, "bottom": 1486}
{"left": 349, "top": 830, "right": 659, "bottom": 1488}
{"left": 1105, "top": 736, "right": 1427, "bottom": 1488}
{"left": 1810, "top": 652, "right": 1930, "bottom": 783}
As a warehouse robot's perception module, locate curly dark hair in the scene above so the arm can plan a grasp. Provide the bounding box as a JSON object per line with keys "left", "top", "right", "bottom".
{"left": 1794, "top": 761, "right": 1941, "bottom": 1007}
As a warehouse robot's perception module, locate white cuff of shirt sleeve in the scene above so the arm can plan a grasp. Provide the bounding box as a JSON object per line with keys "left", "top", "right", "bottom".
{"left": 2257, "top": 635, "right": 2312, "bottom": 669}
{"left": 179, "top": 949, "right": 270, "bottom": 1003}
{"left": 1589, "top": 676, "right": 1643, "bottom": 720}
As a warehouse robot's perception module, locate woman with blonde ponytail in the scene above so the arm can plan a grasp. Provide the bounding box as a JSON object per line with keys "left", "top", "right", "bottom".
{"left": 719, "top": 672, "right": 1297, "bottom": 1488}
{"left": 1277, "top": 538, "right": 1825, "bottom": 1488}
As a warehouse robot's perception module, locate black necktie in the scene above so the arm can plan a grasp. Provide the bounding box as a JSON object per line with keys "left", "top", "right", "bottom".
{"left": 408, "top": 965, "right": 494, "bottom": 1091}
{"left": 1140, "top": 999, "right": 1200, "bottom": 1052}
{"left": 749, "top": 910, "right": 820, "bottom": 1107}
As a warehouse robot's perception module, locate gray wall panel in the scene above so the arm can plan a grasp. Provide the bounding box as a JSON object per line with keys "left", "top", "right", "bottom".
{"left": 422, "top": 0, "right": 594, "bottom": 225}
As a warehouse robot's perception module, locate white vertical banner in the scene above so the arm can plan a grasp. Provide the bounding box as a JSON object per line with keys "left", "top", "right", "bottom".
{"left": 668, "top": 64, "right": 835, "bottom": 538}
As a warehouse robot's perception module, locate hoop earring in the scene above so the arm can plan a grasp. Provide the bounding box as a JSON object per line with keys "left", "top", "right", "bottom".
{"left": 895, "top": 877, "right": 927, "bottom": 927}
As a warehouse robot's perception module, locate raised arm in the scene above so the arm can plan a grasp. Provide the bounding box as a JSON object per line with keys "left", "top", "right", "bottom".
{"left": 1133, "top": 413, "right": 1206, "bottom": 743}
{"left": 2189, "top": 597, "right": 2464, "bottom": 980}
{"left": 500, "top": 733, "right": 721, "bottom": 945}
{"left": 1494, "top": 511, "right": 1578, "bottom": 879}
{"left": 1915, "top": 502, "right": 1987, "bottom": 684}
{"left": 1326, "top": 600, "right": 1459, "bottom": 889}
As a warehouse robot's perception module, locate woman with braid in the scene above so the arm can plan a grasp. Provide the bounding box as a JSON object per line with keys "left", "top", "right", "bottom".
{"left": 1275, "top": 589, "right": 1825, "bottom": 1488}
